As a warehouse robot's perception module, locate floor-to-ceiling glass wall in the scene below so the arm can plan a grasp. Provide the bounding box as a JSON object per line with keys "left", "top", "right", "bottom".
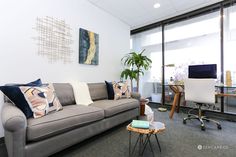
{"left": 131, "top": 27, "right": 162, "bottom": 104}
{"left": 164, "top": 11, "right": 221, "bottom": 110}
{"left": 224, "top": 4, "right": 236, "bottom": 114}
{"left": 131, "top": 1, "right": 236, "bottom": 115}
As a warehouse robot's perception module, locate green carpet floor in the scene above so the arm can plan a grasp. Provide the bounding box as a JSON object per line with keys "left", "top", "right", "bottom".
{"left": 0, "top": 109, "right": 235, "bottom": 157}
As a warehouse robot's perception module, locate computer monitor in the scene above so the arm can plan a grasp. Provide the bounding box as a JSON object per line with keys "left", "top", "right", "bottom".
{"left": 188, "top": 64, "right": 217, "bottom": 79}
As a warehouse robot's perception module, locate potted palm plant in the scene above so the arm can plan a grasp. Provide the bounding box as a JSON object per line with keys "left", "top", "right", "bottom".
{"left": 120, "top": 69, "right": 138, "bottom": 92}
{"left": 121, "top": 49, "right": 152, "bottom": 92}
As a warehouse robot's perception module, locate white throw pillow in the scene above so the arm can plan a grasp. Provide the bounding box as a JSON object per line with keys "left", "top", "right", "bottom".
{"left": 71, "top": 82, "right": 93, "bottom": 106}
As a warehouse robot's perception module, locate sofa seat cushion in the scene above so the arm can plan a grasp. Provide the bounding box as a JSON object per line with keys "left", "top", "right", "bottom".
{"left": 27, "top": 105, "right": 104, "bottom": 142}
{"left": 90, "top": 99, "right": 139, "bottom": 117}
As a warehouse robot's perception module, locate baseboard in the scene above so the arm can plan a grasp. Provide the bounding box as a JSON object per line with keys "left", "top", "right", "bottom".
{"left": 0, "top": 137, "right": 4, "bottom": 145}
{"left": 149, "top": 102, "right": 236, "bottom": 122}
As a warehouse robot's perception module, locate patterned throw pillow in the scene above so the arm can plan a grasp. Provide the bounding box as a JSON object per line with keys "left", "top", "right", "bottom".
{"left": 113, "top": 81, "right": 131, "bottom": 100}
{"left": 43, "top": 83, "right": 63, "bottom": 112}
{"left": 20, "top": 83, "right": 62, "bottom": 118}
{"left": 20, "top": 86, "right": 48, "bottom": 118}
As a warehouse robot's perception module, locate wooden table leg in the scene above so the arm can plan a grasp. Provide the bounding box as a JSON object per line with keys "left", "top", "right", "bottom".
{"left": 176, "top": 93, "right": 181, "bottom": 113}
{"left": 169, "top": 93, "right": 180, "bottom": 119}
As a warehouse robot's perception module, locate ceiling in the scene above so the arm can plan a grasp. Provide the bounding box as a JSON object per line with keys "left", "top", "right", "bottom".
{"left": 88, "top": 0, "right": 223, "bottom": 30}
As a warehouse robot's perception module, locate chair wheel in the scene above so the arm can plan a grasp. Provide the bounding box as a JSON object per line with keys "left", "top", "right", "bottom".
{"left": 206, "top": 119, "right": 210, "bottom": 122}
{"left": 188, "top": 115, "right": 191, "bottom": 118}
{"left": 201, "top": 125, "right": 205, "bottom": 131}
{"left": 183, "top": 119, "right": 186, "bottom": 124}
{"left": 217, "top": 124, "right": 222, "bottom": 130}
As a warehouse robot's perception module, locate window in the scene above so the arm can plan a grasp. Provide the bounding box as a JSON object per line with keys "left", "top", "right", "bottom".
{"left": 164, "top": 11, "right": 221, "bottom": 107}
{"left": 131, "top": 27, "right": 162, "bottom": 102}
{"left": 224, "top": 5, "right": 236, "bottom": 81}
{"left": 224, "top": 4, "right": 236, "bottom": 113}
{"left": 165, "top": 12, "right": 221, "bottom": 84}
{"left": 131, "top": 2, "right": 236, "bottom": 115}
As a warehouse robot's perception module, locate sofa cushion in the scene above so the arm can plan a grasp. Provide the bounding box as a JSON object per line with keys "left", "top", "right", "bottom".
{"left": 53, "top": 83, "right": 76, "bottom": 106}
{"left": 88, "top": 83, "right": 108, "bottom": 100}
{"left": 90, "top": 99, "right": 139, "bottom": 117}
{"left": 27, "top": 105, "right": 104, "bottom": 142}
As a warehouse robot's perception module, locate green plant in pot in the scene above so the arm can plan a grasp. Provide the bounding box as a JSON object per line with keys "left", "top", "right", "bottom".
{"left": 120, "top": 69, "right": 138, "bottom": 92}
{"left": 121, "top": 49, "right": 152, "bottom": 93}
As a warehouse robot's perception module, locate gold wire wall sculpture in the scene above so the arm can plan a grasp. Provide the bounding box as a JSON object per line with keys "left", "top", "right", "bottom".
{"left": 33, "top": 16, "right": 73, "bottom": 63}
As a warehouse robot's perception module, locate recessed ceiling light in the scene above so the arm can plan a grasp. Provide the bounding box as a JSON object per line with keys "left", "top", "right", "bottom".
{"left": 154, "top": 3, "right": 160, "bottom": 9}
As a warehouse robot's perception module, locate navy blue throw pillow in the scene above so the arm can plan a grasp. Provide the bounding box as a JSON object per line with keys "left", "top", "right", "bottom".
{"left": 105, "top": 81, "right": 114, "bottom": 100}
{"left": 6, "top": 78, "right": 43, "bottom": 87}
{"left": 0, "top": 86, "right": 33, "bottom": 118}
{"left": 0, "top": 79, "right": 43, "bottom": 118}
{"left": 24, "top": 78, "right": 42, "bottom": 86}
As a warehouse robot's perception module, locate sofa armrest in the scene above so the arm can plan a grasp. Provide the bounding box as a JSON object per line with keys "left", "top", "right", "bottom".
{"left": 1, "top": 103, "right": 27, "bottom": 157}
{"left": 1, "top": 103, "right": 27, "bottom": 132}
{"left": 131, "top": 92, "right": 141, "bottom": 100}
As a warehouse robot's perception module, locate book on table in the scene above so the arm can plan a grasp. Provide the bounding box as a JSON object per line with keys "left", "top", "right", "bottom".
{"left": 131, "top": 120, "right": 150, "bottom": 129}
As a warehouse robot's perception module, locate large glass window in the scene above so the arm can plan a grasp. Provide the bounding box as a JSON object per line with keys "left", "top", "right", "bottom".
{"left": 224, "top": 4, "right": 236, "bottom": 114}
{"left": 131, "top": 2, "right": 236, "bottom": 115}
{"left": 165, "top": 12, "right": 221, "bottom": 83}
{"left": 131, "top": 27, "right": 162, "bottom": 103}
{"left": 164, "top": 11, "right": 221, "bottom": 108}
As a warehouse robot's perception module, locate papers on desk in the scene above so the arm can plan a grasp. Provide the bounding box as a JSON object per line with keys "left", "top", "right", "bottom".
{"left": 131, "top": 120, "right": 150, "bottom": 129}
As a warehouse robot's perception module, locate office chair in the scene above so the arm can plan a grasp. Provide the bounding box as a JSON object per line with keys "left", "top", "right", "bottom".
{"left": 183, "top": 79, "right": 222, "bottom": 131}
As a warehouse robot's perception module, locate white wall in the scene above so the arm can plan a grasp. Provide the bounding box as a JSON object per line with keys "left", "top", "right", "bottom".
{"left": 0, "top": 0, "right": 130, "bottom": 138}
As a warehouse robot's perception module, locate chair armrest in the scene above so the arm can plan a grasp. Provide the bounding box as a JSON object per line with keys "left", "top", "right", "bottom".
{"left": 1, "top": 103, "right": 27, "bottom": 132}
{"left": 131, "top": 92, "right": 141, "bottom": 100}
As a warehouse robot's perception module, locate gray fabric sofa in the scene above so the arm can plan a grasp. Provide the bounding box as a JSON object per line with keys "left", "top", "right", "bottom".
{"left": 1, "top": 83, "right": 140, "bottom": 157}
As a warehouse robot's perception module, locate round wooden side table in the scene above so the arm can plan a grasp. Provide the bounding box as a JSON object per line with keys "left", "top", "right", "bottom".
{"left": 127, "top": 121, "right": 165, "bottom": 157}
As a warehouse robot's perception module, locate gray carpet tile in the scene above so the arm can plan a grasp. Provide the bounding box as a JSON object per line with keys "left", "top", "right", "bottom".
{"left": 0, "top": 143, "right": 7, "bottom": 157}
{"left": 0, "top": 109, "right": 235, "bottom": 157}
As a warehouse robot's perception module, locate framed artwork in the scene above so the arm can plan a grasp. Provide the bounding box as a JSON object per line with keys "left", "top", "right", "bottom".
{"left": 79, "top": 28, "right": 99, "bottom": 65}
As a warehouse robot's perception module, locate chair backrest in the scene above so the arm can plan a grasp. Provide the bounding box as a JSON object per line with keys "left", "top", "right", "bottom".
{"left": 184, "top": 79, "right": 215, "bottom": 104}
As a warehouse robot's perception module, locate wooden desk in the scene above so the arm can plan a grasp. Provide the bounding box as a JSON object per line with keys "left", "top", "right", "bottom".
{"left": 169, "top": 84, "right": 236, "bottom": 119}
{"left": 216, "top": 93, "right": 236, "bottom": 97}
{"left": 168, "top": 85, "right": 184, "bottom": 119}
{"left": 215, "top": 85, "right": 236, "bottom": 97}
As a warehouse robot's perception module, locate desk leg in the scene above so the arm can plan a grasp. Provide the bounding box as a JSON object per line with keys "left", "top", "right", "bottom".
{"left": 169, "top": 93, "right": 180, "bottom": 119}
{"left": 177, "top": 93, "right": 181, "bottom": 113}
